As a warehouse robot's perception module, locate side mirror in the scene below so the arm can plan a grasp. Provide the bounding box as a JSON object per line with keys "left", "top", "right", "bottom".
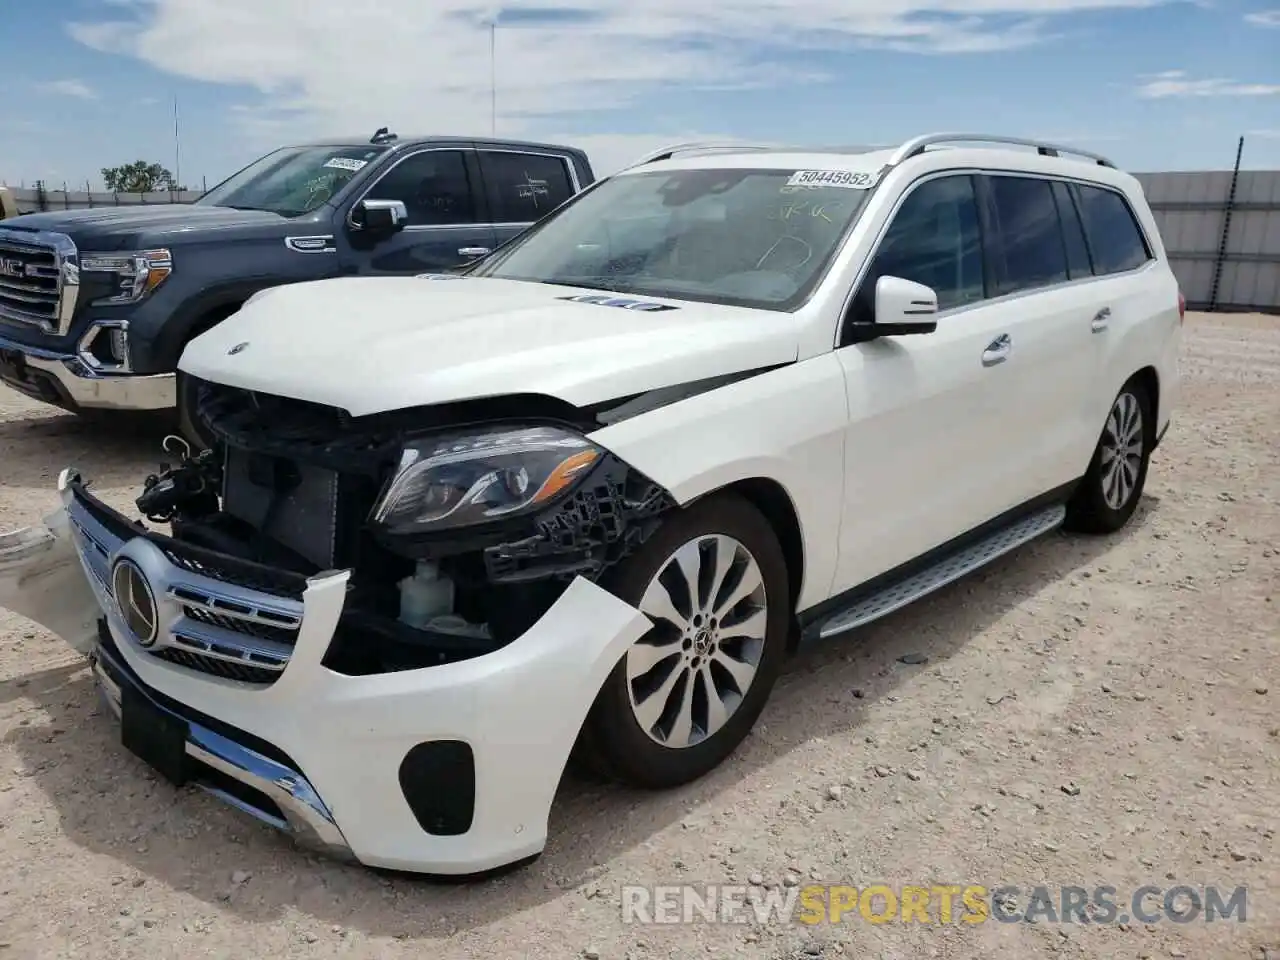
{"left": 874, "top": 276, "right": 939, "bottom": 334}
{"left": 351, "top": 198, "right": 408, "bottom": 234}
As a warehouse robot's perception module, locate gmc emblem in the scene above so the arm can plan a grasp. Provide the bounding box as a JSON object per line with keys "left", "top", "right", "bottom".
{"left": 0, "top": 258, "right": 31, "bottom": 279}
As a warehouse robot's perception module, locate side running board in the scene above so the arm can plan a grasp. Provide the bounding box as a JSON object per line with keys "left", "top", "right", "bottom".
{"left": 816, "top": 504, "right": 1067, "bottom": 640}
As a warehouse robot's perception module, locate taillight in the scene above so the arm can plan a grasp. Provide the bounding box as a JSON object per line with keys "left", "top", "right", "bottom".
{"left": 1177, "top": 291, "right": 1186, "bottom": 323}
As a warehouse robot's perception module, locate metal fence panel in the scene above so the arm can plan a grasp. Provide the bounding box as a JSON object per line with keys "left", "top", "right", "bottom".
{"left": 1134, "top": 162, "right": 1280, "bottom": 314}
{"left": 6, "top": 186, "right": 203, "bottom": 211}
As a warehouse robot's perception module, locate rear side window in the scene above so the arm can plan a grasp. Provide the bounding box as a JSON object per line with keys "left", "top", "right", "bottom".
{"left": 1051, "top": 181, "right": 1093, "bottom": 280}
{"left": 478, "top": 151, "right": 576, "bottom": 223}
{"left": 986, "top": 176, "right": 1070, "bottom": 295}
{"left": 1073, "top": 184, "right": 1152, "bottom": 275}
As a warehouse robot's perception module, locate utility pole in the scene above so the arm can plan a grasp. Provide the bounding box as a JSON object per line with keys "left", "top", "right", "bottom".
{"left": 173, "top": 94, "right": 182, "bottom": 192}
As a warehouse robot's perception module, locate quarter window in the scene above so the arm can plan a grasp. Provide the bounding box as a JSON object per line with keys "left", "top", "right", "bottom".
{"left": 478, "top": 151, "right": 576, "bottom": 223}
{"left": 855, "top": 174, "right": 985, "bottom": 321}
{"left": 1073, "top": 184, "right": 1152, "bottom": 275}
{"left": 363, "top": 150, "right": 477, "bottom": 226}
{"left": 987, "top": 176, "right": 1070, "bottom": 295}
{"left": 1051, "top": 180, "right": 1093, "bottom": 280}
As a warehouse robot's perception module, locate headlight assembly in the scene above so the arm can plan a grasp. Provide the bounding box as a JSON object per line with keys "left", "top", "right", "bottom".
{"left": 80, "top": 248, "right": 172, "bottom": 305}
{"left": 371, "top": 425, "right": 602, "bottom": 536}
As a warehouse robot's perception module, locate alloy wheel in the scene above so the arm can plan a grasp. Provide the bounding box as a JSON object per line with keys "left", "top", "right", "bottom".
{"left": 626, "top": 534, "right": 768, "bottom": 749}
{"left": 1100, "top": 391, "right": 1144, "bottom": 510}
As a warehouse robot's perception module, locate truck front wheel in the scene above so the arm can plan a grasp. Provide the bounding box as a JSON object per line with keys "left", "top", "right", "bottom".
{"left": 175, "top": 370, "right": 215, "bottom": 452}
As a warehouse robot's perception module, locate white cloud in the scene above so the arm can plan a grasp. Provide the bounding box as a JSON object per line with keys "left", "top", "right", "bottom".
{"left": 1243, "top": 8, "right": 1280, "bottom": 25}
{"left": 1136, "top": 69, "right": 1280, "bottom": 98}
{"left": 34, "top": 78, "right": 99, "bottom": 100}
{"left": 67, "top": 0, "right": 1172, "bottom": 151}
{"left": 1247, "top": 128, "right": 1280, "bottom": 139}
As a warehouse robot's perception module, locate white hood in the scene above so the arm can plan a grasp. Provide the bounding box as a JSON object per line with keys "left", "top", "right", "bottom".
{"left": 179, "top": 276, "right": 799, "bottom": 416}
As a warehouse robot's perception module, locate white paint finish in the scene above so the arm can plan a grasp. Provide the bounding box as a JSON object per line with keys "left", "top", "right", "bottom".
{"left": 180, "top": 276, "right": 798, "bottom": 416}
{"left": 831, "top": 315, "right": 1026, "bottom": 593}
{"left": 120, "top": 573, "right": 648, "bottom": 872}
{"left": 589, "top": 355, "right": 850, "bottom": 612}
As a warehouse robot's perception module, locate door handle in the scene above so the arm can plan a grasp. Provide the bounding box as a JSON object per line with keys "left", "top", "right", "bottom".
{"left": 982, "top": 334, "right": 1012, "bottom": 367}
{"left": 458, "top": 247, "right": 491, "bottom": 257}
{"left": 1091, "top": 306, "right": 1111, "bottom": 332}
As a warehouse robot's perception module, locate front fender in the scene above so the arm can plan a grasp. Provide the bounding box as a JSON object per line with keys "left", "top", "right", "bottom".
{"left": 0, "top": 503, "right": 100, "bottom": 655}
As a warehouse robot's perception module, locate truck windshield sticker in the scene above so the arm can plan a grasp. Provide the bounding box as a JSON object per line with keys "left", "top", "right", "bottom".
{"left": 559, "top": 294, "right": 677, "bottom": 312}
{"left": 323, "top": 157, "right": 369, "bottom": 172}
{"left": 786, "top": 169, "right": 879, "bottom": 190}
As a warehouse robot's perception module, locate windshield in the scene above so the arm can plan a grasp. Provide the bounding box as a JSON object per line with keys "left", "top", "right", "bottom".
{"left": 196, "top": 144, "right": 390, "bottom": 217}
{"left": 467, "top": 167, "right": 875, "bottom": 310}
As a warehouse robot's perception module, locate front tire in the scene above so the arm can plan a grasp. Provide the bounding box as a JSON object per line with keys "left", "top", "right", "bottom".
{"left": 1065, "top": 377, "right": 1153, "bottom": 534}
{"left": 577, "top": 493, "right": 790, "bottom": 789}
{"left": 175, "top": 371, "right": 214, "bottom": 452}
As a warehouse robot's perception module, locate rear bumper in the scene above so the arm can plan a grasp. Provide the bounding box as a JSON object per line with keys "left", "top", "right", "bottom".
{"left": 0, "top": 333, "right": 174, "bottom": 411}
{"left": 1, "top": 469, "right": 651, "bottom": 875}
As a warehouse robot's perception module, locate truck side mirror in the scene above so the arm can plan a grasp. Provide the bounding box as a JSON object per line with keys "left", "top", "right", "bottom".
{"left": 351, "top": 199, "right": 408, "bottom": 234}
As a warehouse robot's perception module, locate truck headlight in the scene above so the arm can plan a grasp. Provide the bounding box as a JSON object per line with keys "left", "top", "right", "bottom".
{"left": 371, "top": 425, "right": 602, "bottom": 536}
{"left": 80, "top": 248, "right": 172, "bottom": 305}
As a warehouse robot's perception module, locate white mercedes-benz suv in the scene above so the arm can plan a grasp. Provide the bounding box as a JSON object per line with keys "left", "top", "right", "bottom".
{"left": 0, "top": 133, "right": 1182, "bottom": 876}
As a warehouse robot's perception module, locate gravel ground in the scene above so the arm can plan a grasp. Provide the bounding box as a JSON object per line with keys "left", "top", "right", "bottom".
{"left": 0, "top": 311, "right": 1276, "bottom": 959}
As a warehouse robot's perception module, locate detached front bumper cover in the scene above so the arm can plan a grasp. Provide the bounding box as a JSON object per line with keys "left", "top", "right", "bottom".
{"left": 0, "top": 468, "right": 653, "bottom": 874}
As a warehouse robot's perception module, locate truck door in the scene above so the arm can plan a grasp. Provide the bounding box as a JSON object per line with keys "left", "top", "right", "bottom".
{"left": 475, "top": 147, "right": 582, "bottom": 249}
{"left": 336, "top": 147, "right": 496, "bottom": 275}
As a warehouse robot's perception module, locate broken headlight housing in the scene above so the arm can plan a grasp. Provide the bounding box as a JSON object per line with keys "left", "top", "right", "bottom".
{"left": 371, "top": 425, "right": 602, "bottom": 536}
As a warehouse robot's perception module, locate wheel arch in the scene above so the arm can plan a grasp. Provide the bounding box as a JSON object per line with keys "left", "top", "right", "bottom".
{"left": 1130, "top": 365, "right": 1160, "bottom": 432}
{"left": 693, "top": 477, "right": 806, "bottom": 625}
{"left": 150, "top": 280, "right": 280, "bottom": 370}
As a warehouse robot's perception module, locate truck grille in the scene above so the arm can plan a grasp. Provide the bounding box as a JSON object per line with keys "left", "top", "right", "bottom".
{"left": 0, "top": 229, "right": 80, "bottom": 334}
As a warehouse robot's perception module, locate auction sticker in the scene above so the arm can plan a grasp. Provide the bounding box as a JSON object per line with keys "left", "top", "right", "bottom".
{"left": 323, "top": 157, "right": 369, "bottom": 172}
{"left": 786, "top": 169, "right": 879, "bottom": 189}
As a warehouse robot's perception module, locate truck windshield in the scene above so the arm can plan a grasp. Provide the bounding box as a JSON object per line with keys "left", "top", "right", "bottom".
{"left": 467, "top": 167, "right": 875, "bottom": 311}
{"left": 196, "top": 144, "right": 390, "bottom": 217}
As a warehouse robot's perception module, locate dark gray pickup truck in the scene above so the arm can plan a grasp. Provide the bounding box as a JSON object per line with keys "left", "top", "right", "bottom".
{"left": 0, "top": 130, "right": 594, "bottom": 438}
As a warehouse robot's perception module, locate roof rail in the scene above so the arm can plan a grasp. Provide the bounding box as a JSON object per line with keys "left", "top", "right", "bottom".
{"left": 887, "top": 133, "right": 1115, "bottom": 168}
{"left": 625, "top": 141, "right": 779, "bottom": 168}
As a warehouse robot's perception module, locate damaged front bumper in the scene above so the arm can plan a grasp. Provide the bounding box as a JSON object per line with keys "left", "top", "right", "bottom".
{"left": 0, "top": 469, "right": 652, "bottom": 875}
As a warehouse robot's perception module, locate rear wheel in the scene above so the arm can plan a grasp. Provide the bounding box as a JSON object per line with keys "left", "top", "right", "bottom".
{"left": 1065, "top": 377, "right": 1153, "bottom": 534}
{"left": 576, "top": 494, "right": 790, "bottom": 788}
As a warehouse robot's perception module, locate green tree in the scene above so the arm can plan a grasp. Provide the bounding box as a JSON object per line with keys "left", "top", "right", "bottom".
{"left": 101, "top": 160, "right": 182, "bottom": 193}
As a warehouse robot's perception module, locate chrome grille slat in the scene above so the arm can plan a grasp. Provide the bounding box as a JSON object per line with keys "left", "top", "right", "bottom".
{"left": 65, "top": 489, "right": 305, "bottom": 686}
{"left": 170, "top": 621, "right": 293, "bottom": 670}
{"left": 167, "top": 584, "right": 302, "bottom": 629}
{"left": 0, "top": 229, "right": 80, "bottom": 334}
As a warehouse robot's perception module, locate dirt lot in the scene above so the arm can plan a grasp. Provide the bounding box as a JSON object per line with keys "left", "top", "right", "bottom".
{"left": 0, "top": 311, "right": 1276, "bottom": 959}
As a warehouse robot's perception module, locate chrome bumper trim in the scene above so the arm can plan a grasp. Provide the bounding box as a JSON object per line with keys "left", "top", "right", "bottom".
{"left": 91, "top": 642, "right": 354, "bottom": 861}
{"left": 0, "top": 333, "right": 174, "bottom": 411}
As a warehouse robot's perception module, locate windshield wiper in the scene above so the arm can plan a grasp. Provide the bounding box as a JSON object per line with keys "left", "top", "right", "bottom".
{"left": 537, "top": 277, "right": 634, "bottom": 294}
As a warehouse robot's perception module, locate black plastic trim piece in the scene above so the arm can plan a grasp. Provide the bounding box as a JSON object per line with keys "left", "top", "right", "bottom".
{"left": 481, "top": 452, "right": 676, "bottom": 584}
{"left": 589, "top": 363, "right": 793, "bottom": 427}
{"left": 398, "top": 741, "right": 476, "bottom": 836}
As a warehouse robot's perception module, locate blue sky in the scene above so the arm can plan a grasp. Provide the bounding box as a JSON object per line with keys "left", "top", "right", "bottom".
{"left": 2, "top": 0, "right": 1277, "bottom": 191}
